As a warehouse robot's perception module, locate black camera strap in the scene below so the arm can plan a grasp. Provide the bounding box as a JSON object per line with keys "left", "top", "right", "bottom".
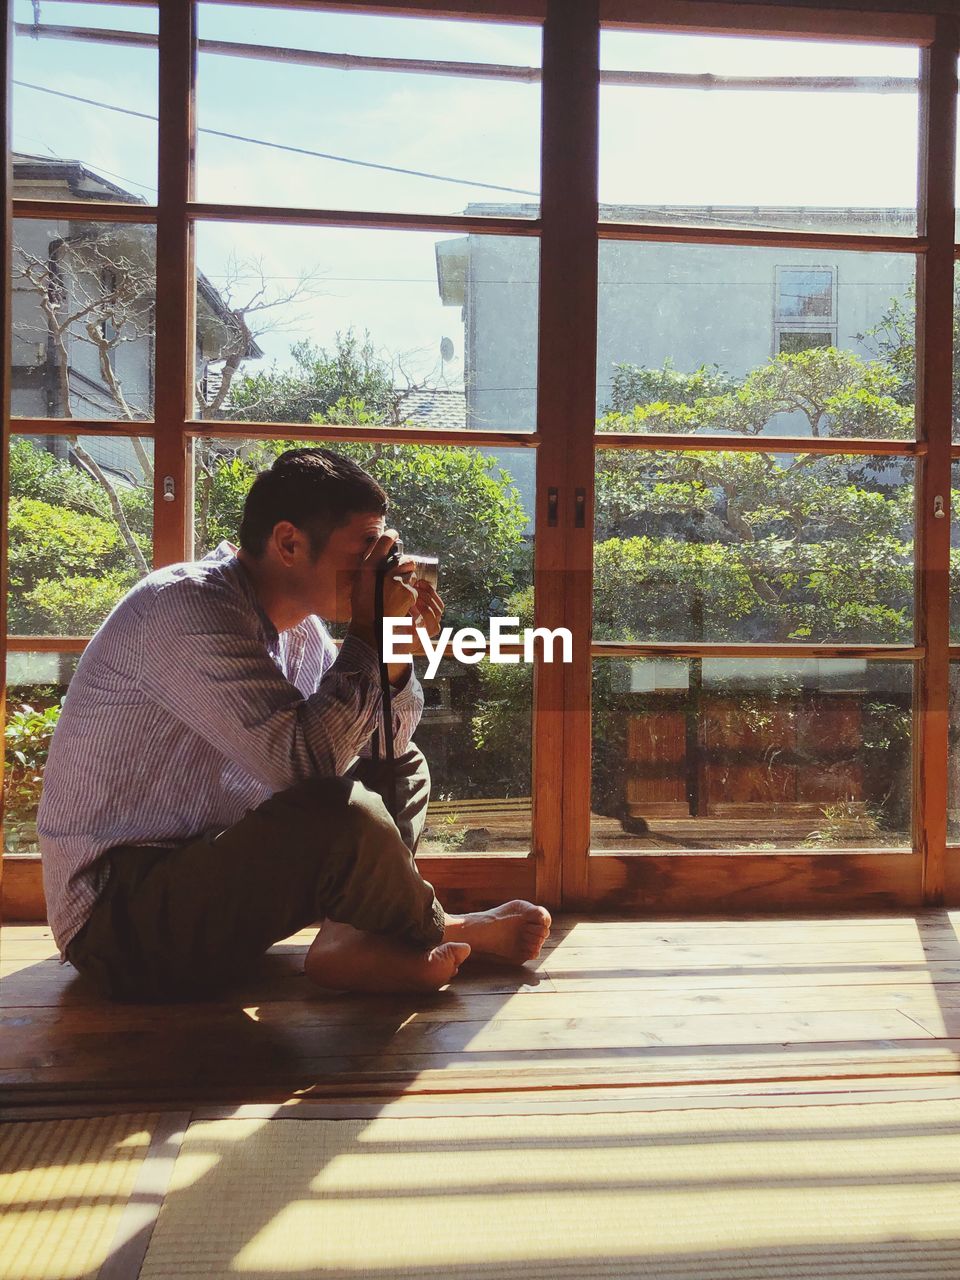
{"left": 371, "top": 560, "right": 399, "bottom": 821}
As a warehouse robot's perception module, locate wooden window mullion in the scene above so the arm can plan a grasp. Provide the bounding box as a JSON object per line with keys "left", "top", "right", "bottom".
{"left": 153, "top": 0, "right": 195, "bottom": 568}
{"left": 1, "top": 1, "right": 12, "bottom": 838}
{"left": 916, "top": 15, "right": 958, "bottom": 902}
{"left": 535, "top": 0, "right": 598, "bottom": 908}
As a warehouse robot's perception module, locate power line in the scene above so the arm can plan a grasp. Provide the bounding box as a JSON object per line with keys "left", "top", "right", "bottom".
{"left": 12, "top": 86, "right": 914, "bottom": 239}
{"left": 13, "top": 83, "right": 912, "bottom": 234}
{"left": 13, "top": 80, "right": 540, "bottom": 198}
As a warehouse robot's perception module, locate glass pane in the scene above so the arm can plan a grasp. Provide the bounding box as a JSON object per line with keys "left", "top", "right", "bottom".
{"left": 597, "top": 243, "right": 916, "bottom": 440}
{"left": 195, "top": 437, "right": 534, "bottom": 852}
{"left": 778, "top": 269, "right": 833, "bottom": 318}
{"left": 8, "top": 435, "right": 154, "bottom": 635}
{"left": 594, "top": 449, "right": 914, "bottom": 644}
{"left": 3, "top": 651, "right": 81, "bottom": 855}
{"left": 778, "top": 331, "right": 834, "bottom": 356}
{"left": 599, "top": 30, "right": 919, "bottom": 235}
{"left": 592, "top": 657, "right": 913, "bottom": 851}
{"left": 193, "top": 223, "right": 539, "bottom": 438}
{"left": 196, "top": 4, "right": 541, "bottom": 217}
{"left": 954, "top": 261, "right": 960, "bottom": 441}
{"left": 11, "top": 219, "right": 157, "bottom": 420}
{"left": 12, "top": 2, "right": 158, "bottom": 204}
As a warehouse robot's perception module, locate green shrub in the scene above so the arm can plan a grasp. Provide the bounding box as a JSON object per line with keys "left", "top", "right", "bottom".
{"left": 19, "top": 572, "right": 137, "bottom": 634}
{"left": 3, "top": 699, "right": 63, "bottom": 832}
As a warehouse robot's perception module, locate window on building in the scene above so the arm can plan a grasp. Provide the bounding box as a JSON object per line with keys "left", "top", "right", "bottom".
{"left": 778, "top": 268, "right": 835, "bottom": 318}
{"left": 775, "top": 266, "right": 837, "bottom": 354}
{"left": 777, "top": 329, "right": 834, "bottom": 355}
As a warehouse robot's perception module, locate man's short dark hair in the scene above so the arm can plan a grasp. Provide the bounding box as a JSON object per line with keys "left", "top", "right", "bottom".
{"left": 239, "top": 447, "right": 388, "bottom": 559}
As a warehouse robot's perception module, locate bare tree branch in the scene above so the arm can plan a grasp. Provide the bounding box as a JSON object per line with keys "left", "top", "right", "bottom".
{"left": 13, "top": 230, "right": 154, "bottom": 575}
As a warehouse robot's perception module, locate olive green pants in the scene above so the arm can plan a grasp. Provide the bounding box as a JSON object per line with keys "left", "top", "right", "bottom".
{"left": 65, "top": 744, "right": 446, "bottom": 1003}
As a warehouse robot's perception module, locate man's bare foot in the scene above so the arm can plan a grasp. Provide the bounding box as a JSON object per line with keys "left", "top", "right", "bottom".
{"left": 304, "top": 921, "right": 470, "bottom": 993}
{"left": 442, "top": 900, "right": 552, "bottom": 965}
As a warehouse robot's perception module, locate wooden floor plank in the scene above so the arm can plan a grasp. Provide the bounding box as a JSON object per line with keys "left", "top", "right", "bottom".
{"left": 538, "top": 942, "right": 960, "bottom": 968}
{"left": 16, "top": 932, "right": 960, "bottom": 962}
{"left": 537, "top": 922, "right": 960, "bottom": 947}
{"left": 3, "top": 1042, "right": 959, "bottom": 1100}
{"left": 11, "top": 956, "right": 960, "bottom": 1011}
{"left": 0, "top": 1007, "right": 931, "bottom": 1074}
{"left": 7, "top": 914, "right": 960, "bottom": 1108}
{"left": 11, "top": 913, "right": 960, "bottom": 952}
{"left": 8, "top": 981, "right": 960, "bottom": 1023}
{"left": 0, "top": 956, "right": 554, "bottom": 1008}
{"left": 543, "top": 965, "right": 960, "bottom": 991}
{"left": 0, "top": 1027, "right": 949, "bottom": 1081}
{"left": 8, "top": 1075, "right": 960, "bottom": 1123}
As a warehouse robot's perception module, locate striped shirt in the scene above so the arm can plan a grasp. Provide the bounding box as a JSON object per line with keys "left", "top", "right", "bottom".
{"left": 37, "top": 540, "right": 424, "bottom": 963}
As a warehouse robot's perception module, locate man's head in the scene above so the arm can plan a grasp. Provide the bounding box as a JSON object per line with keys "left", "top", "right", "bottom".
{"left": 240, "top": 447, "right": 387, "bottom": 559}
{"left": 238, "top": 447, "right": 389, "bottom": 624}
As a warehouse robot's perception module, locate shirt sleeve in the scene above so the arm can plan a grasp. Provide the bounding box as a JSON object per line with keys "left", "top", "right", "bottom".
{"left": 354, "top": 657, "right": 425, "bottom": 761}
{"left": 137, "top": 579, "right": 403, "bottom": 788}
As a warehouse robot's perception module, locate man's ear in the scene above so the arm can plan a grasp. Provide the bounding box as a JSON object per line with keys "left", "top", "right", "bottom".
{"left": 270, "top": 521, "right": 307, "bottom": 567}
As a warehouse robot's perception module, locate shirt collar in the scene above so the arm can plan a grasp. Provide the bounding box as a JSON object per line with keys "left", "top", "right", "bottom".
{"left": 203, "top": 540, "right": 280, "bottom": 646}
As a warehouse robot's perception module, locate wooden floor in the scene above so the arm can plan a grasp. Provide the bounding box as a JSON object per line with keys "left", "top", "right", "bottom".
{"left": 5, "top": 912, "right": 960, "bottom": 1117}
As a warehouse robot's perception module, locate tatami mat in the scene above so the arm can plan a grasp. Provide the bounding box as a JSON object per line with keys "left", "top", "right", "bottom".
{"left": 0, "top": 1113, "right": 161, "bottom": 1280}
{"left": 136, "top": 1100, "right": 960, "bottom": 1280}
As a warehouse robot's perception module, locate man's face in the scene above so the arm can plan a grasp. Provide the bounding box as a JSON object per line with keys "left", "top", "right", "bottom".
{"left": 309, "top": 509, "right": 387, "bottom": 621}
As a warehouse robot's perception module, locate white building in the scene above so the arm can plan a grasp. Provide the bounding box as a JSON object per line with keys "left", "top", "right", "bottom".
{"left": 437, "top": 204, "right": 917, "bottom": 528}
{"left": 11, "top": 154, "right": 261, "bottom": 484}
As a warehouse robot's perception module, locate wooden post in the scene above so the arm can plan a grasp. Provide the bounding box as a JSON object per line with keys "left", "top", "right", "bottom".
{"left": 0, "top": 0, "right": 12, "bottom": 894}
{"left": 916, "top": 14, "right": 958, "bottom": 904}
{"left": 536, "top": 0, "right": 598, "bottom": 907}
{"left": 153, "top": 0, "right": 195, "bottom": 567}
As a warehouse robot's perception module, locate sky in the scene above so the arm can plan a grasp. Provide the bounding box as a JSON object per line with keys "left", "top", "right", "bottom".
{"left": 9, "top": 1, "right": 939, "bottom": 397}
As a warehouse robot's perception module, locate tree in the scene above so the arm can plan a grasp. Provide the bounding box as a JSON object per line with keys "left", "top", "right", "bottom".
{"left": 194, "top": 254, "right": 323, "bottom": 421}
{"left": 472, "top": 342, "right": 924, "bottom": 834}
{"left": 7, "top": 439, "right": 151, "bottom": 633}
{"left": 13, "top": 226, "right": 155, "bottom": 575}
{"left": 194, "top": 329, "right": 396, "bottom": 555}
{"left": 856, "top": 278, "right": 960, "bottom": 424}
{"left": 594, "top": 348, "right": 916, "bottom": 645}
{"left": 224, "top": 332, "right": 395, "bottom": 425}
{"left": 11, "top": 230, "right": 320, "bottom": 633}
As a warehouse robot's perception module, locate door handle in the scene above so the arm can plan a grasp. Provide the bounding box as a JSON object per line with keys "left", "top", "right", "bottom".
{"left": 547, "top": 486, "right": 559, "bottom": 527}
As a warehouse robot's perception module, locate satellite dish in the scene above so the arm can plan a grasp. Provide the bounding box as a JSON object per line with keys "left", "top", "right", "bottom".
{"left": 440, "top": 336, "right": 455, "bottom": 362}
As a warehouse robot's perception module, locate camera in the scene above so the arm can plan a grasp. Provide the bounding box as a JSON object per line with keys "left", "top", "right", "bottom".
{"left": 381, "top": 536, "right": 439, "bottom": 590}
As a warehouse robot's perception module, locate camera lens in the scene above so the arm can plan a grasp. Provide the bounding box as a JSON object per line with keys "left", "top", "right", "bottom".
{"left": 412, "top": 555, "right": 439, "bottom": 589}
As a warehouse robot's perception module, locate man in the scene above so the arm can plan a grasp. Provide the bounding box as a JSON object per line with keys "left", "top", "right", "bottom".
{"left": 37, "top": 447, "right": 551, "bottom": 1003}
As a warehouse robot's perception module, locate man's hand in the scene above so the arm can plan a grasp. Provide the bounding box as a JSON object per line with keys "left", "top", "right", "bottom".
{"left": 374, "top": 581, "right": 447, "bottom": 669}
{"left": 405, "top": 581, "right": 446, "bottom": 655}
{"left": 347, "top": 530, "right": 446, "bottom": 684}
{"left": 347, "top": 528, "right": 418, "bottom": 652}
